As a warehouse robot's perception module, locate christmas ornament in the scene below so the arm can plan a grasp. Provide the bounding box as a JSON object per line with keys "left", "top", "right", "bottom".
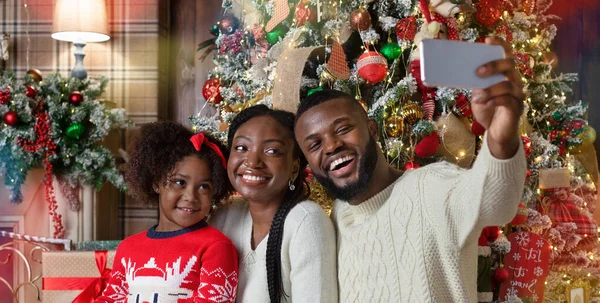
{"left": 521, "top": 135, "right": 532, "bottom": 157}
{"left": 428, "top": 21, "right": 441, "bottom": 35}
{"left": 542, "top": 51, "right": 559, "bottom": 69}
{"left": 509, "top": 202, "right": 528, "bottom": 225}
{"left": 395, "top": 16, "right": 418, "bottom": 41}
{"left": 521, "top": 0, "right": 536, "bottom": 15}
{"left": 486, "top": 226, "right": 500, "bottom": 242}
{"left": 69, "top": 91, "right": 84, "bottom": 105}
{"left": 325, "top": 42, "right": 351, "bottom": 80}
{"left": 580, "top": 125, "right": 596, "bottom": 146}
{"left": 266, "top": 0, "right": 291, "bottom": 32}
{"left": 202, "top": 78, "right": 223, "bottom": 104}
{"left": 265, "top": 26, "right": 288, "bottom": 45}
{"left": 415, "top": 132, "right": 439, "bottom": 158}
{"left": 493, "top": 267, "right": 509, "bottom": 283}
{"left": 295, "top": 3, "right": 316, "bottom": 26}
{"left": 210, "top": 24, "right": 220, "bottom": 36}
{"left": 25, "top": 85, "right": 36, "bottom": 98}
{"left": 307, "top": 86, "right": 324, "bottom": 96}
{"left": 401, "top": 103, "right": 423, "bottom": 125}
{"left": 218, "top": 14, "right": 240, "bottom": 35}
{"left": 66, "top": 123, "right": 86, "bottom": 139}
{"left": 475, "top": 0, "right": 504, "bottom": 28}
{"left": 350, "top": 8, "right": 371, "bottom": 31}
{"left": 384, "top": 115, "right": 404, "bottom": 137}
{"left": 404, "top": 160, "right": 420, "bottom": 170}
{"left": 453, "top": 94, "right": 472, "bottom": 117}
{"left": 3, "top": 110, "right": 18, "bottom": 126}
{"left": 471, "top": 119, "right": 485, "bottom": 137}
{"left": 380, "top": 42, "right": 402, "bottom": 61}
{"left": 26, "top": 68, "right": 43, "bottom": 83}
{"left": 357, "top": 51, "right": 388, "bottom": 84}
{"left": 0, "top": 89, "right": 10, "bottom": 105}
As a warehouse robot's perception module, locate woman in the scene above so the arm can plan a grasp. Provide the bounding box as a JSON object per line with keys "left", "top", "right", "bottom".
{"left": 210, "top": 105, "right": 337, "bottom": 302}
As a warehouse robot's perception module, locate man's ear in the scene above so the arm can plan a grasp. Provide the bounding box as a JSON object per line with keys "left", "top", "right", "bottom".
{"left": 368, "top": 119, "right": 379, "bottom": 141}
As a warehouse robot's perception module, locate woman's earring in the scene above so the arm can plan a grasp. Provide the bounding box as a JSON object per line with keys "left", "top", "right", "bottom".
{"left": 288, "top": 180, "right": 296, "bottom": 191}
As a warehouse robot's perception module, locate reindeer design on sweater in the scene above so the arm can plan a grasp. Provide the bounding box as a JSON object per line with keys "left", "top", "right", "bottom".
{"left": 122, "top": 256, "right": 197, "bottom": 303}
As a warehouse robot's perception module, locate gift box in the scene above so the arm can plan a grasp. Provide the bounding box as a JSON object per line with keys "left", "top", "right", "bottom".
{"left": 75, "top": 240, "right": 121, "bottom": 251}
{"left": 42, "top": 250, "right": 116, "bottom": 303}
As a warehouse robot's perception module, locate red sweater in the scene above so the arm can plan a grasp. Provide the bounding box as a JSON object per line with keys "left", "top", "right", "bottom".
{"left": 95, "top": 221, "right": 238, "bottom": 303}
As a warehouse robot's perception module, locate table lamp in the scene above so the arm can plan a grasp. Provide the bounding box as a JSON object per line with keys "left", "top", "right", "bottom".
{"left": 51, "top": 0, "right": 110, "bottom": 79}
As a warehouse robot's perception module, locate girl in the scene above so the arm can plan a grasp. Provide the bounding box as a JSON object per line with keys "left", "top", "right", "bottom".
{"left": 210, "top": 105, "right": 337, "bottom": 302}
{"left": 95, "top": 121, "right": 238, "bottom": 303}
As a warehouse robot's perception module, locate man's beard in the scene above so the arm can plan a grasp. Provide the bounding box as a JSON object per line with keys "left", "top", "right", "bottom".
{"left": 313, "top": 136, "right": 378, "bottom": 202}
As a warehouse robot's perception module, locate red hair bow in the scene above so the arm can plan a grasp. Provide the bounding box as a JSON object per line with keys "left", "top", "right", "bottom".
{"left": 190, "top": 133, "right": 227, "bottom": 169}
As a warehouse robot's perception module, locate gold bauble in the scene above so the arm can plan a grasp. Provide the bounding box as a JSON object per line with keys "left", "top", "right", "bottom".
{"left": 26, "top": 69, "right": 43, "bottom": 83}
{"left": 385, "top": 115, "right": 404, "bottom": 137}
{"left": 401, "top": 103, "right": 423, "bottom": 125}
{"left": 580, "top": 125, "right": 597, "bottom": 146}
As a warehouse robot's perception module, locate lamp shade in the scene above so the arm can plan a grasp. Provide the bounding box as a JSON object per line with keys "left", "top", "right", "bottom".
{"left": 51, "top": 0, "right": 110, "bottom": 43}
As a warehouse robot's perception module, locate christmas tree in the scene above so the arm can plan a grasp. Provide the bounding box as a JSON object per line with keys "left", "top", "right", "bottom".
{"left": 192, "top": 0, "right": 599, "bottom": 301}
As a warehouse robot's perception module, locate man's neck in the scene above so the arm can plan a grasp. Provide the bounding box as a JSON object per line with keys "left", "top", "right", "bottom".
{"left": 348, "top": 154, "right": 402, "bottom": 206}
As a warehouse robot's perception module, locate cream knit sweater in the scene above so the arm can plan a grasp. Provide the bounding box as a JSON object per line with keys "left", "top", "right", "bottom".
{"left": 210, "top": 199, "right": 338, "bottom": 303}
{"left": 332, "top": 137, "right": 527, "bottom": 302}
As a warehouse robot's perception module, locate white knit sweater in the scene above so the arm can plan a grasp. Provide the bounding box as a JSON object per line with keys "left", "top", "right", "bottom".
{"left": 332, "top": 137, "right": 527, "bottom": 302}
{"left": 210, "top": 199, "right": 338, "bottom": 303}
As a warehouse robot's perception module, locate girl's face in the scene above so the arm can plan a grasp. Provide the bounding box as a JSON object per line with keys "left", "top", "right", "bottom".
{"left": 228, "top": 115, "right": 300, "bottom": 205}
{"left": 155, "top": 156, "right": 214, "bottom": 231}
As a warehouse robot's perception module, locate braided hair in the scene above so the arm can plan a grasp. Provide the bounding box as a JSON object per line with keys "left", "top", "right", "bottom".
{"left": 228, "top": 105, "right": 310, "bottom": 302}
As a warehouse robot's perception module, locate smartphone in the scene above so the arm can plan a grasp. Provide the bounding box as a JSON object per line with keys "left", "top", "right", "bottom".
{"left": 419, "top": 39, "right": 506, "bottom": 89}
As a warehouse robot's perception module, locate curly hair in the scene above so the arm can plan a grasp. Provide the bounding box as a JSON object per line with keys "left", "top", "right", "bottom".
{"left": 227, "top": 105, "right": 309, "bottom": 302}
{"left": 124, "top": 121, "right": 232, "bottom": 207}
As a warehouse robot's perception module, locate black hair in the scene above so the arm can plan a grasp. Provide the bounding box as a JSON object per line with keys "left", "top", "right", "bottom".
{"left": 296, "top": 89, "right": 365, "bottom": 125}
{"left": 124, "top": 121, "right": 232, "bottom": 207}
{"left": 227, "top": 105, "right": 309, "bottom": 302}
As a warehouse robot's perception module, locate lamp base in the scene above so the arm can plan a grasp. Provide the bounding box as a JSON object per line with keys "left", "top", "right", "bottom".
{"left": 72, "top": 41, "right": 87, "bottom": 80}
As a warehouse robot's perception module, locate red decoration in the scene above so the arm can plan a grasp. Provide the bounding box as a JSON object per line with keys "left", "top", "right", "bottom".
{"left": 42, "top": 250, "right": 112, "bottom": 302}
{"left": 69, "top": 91, "right": 84, "bottom": 105}
{"left": 395, "top": 16, "right": 418, "bottom": 41}
{"left": 475, "top": 0, "right": 505, "bottom": 28}
{"left": 17, "top": 112, "right": 64, "bottom": 238}
{"left": 494, "top": 267, "right": 510, "bottom": 283}
{"left": 431, "top": 12, "right": 460, "bottom": 40}
{"left": 538, "top": 188, "right": 597, "bottom": 236}
{"left": 3, "top": 110, "right": 18, "bottom": 126}
{"left": 357, "top": 51, "right": 388, "bottom": 84}
{"left": 521, "top": 0, "right": 536, "bottom": 15}
{"left": 404, "top": 160, "right": 421, "bottom": 170}
{"left": 25, "top": 85, "right": 37, "bottom": 98}
{"left": 510, "top": 202, "right": 528, "bottom": 226}
{"left": 218, "top": 14, "right": 240, "bottom": 35}
{"left": 202, "top": 78, "right": 223, "bottom": 104}
{"left": 471, "top": 119, "right": 486, "bottom": 137}
{"left": 495, "top": 23, "right": 513, "bottom": 43}
{"left": 295, "top": 3, "right": 316, "bottom": 26}
{"left": 350, "top": 8, "right": 371, "bottom": 31}
{"left": 0, "top": 89, "right": 10, "bottom": 105}
{"left": 499, "top": 232, "right": 550, "bottom": 303}
{"left": 415, "top": 132, "right": 439, "bottom": 158}
{"left": 515, "top": 52, "right": 534, "bottom": 78}
{"left": 454, "top": 93, "right": 472, "bottom": 117}
{"left": 521, "top": 135, "right": 532, "bottom": 158}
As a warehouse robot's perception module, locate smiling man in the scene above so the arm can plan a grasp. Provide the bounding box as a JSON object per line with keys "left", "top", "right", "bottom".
{"left": 294, "top": 38, "right": 528, "bottom": 302}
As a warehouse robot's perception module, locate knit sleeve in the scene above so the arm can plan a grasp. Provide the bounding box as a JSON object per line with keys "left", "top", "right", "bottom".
{"left": 447, "top": 133, "right": 527, "bottom": 247}
{"left": 288, "top": 202, "right": 338, "bottom": 303}
{"left": 94, "top": 245, "right": 128, "bottom": 303}
{"left": 193, "top": 239, "right": 239, "bottom": 303}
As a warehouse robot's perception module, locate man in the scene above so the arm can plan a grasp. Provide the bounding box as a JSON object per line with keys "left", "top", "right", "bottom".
{"left": 294, "top": 37, "right": 527, "bottom": 302}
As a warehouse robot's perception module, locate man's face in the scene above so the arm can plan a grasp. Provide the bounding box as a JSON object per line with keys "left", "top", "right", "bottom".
{"left": 295, "top": 98, "right": 379, "bottom": 201}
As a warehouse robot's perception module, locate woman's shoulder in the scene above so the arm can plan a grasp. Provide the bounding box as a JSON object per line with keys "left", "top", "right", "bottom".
{"left": 286, "top": 200, "right": 332, "bottom": 229}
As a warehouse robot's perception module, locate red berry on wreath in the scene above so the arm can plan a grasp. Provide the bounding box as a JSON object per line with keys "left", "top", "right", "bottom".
{"left": 69, "top": 92, "right": 84, "bottom": 105}
{"left": 25, "top": 86, "right": 37, "bottom": 98}
{"left": 3, "top": 110, "right": 18, "bottom": 126}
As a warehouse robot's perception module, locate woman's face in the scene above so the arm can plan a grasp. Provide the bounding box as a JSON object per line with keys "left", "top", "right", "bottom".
{"left": 228, "top": 115, "right": 300, "bottom": 204}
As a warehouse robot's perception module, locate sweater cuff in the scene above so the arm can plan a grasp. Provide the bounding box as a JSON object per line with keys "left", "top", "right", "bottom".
{"left": 473, "top": 132, "right": 527, "bottom": 180}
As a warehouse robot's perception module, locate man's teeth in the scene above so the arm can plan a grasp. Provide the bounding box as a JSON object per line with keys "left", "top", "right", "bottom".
{"left": 330, "top": 156, "right": 354, "bottom": 171}
{"left": 178, "top": 207, "right": 197, "bottom": 213}
{"left": 242, "top": 175, "right": 267, "bottom": 181}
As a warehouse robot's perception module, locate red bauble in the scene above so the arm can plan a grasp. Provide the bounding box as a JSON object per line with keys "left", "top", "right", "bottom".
{"left": 350, "top": 8, "right": 371, "bottom": 31}
{"left": 395, "top": 16, "right": 418, "bottom": 41}
{"left": 295, "top": 3, "right": 317, "bottom": 26}
{"left": 494, "top": 267, "right": 510, "bottom": 283}
{"left": 404, "top": 160, "right": 421, "bottom": 170}
{"left": 3, "top": 110, "right": 18, "bottom": 126}
{"left": 202, "top": 78, "right": 223, "bottom": 104}
{"left": 475, "top": 0, "right": 505, "bottom": 27}
{"left": 0, "top": 90, "right": 10, "bottom": 105}
{"left": 415, "top": 132, "right": 439, "bottom": 158}
{"left": 453, "top": 93, "right": 472, "bottom": 117}
{"left": 69, "top": 92, "right": 84, "bottom": 105}
{"left": 357, "top": 51, "right": 388, "bottom": 84}
{"left": 471, "top": 119, "right": 486, "bottom": 137}
{"left": 521, "top": 135, "right": 532, "bottom": 158}
{"left": 510, "top": 202, "right": 528, "bottom": 226}
{"left": 25, "top": 85, "right": 37, "bottom": 98}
